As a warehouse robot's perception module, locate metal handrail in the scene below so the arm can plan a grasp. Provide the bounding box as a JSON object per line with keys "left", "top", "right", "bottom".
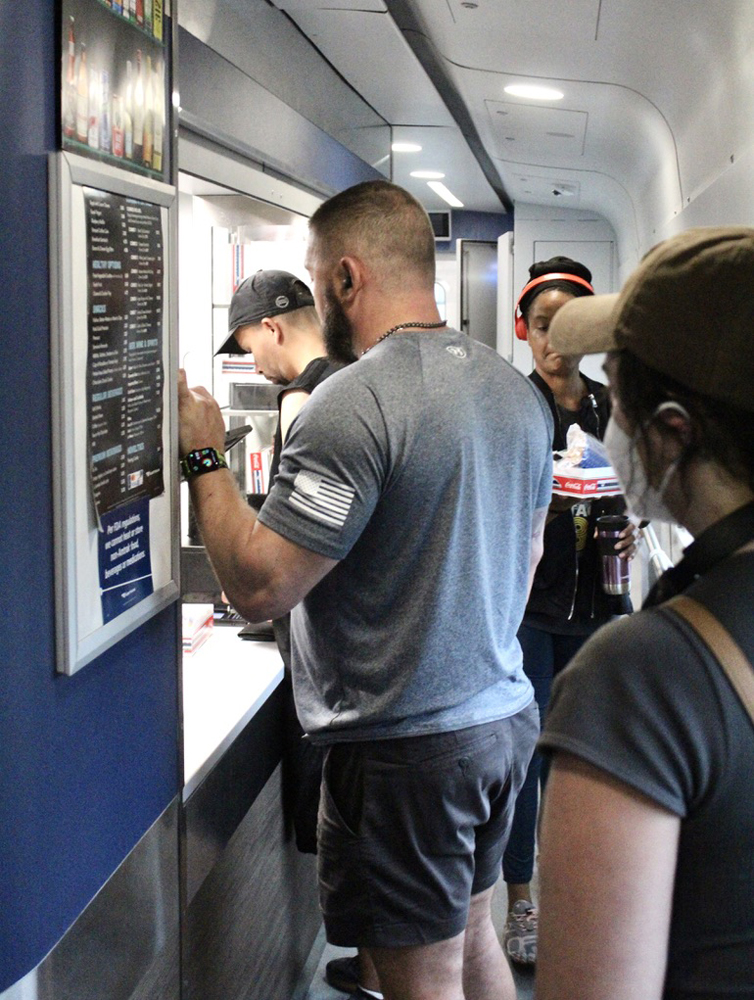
{"left": 639, "top": 522, "right": 675, "bottom": 583}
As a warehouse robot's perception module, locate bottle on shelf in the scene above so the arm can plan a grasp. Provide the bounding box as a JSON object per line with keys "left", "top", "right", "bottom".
{"left": 75, "top": 42, "right": 88, "bottom": 143}
{"left": 99, "top": 69, "right": 111, "bottom": 155}
{"left": 63, "top": 16, "right": 76, "bottom": 138}
{"left": 145, "top": 0, "right": 153, "bottom": 35}
{"left": 133, "top": 49, "right": 144, "bottom": 164}
{"left": 136, "top": 0, "right": 144, "bottom": 27}
{"left": 87, "top": 65, "right": 100, "bottom": 150}
{"left": 152, "top": 0, "right": 163, "bottom": 41}
{"left": 152, "top": 59, "right": 163, "bottom": 174}
{"left": 142, "top": 54, "right": 153, "bottom": 168}
{"left": 124, "top": 59, "right": 134, "bottom": 160}
{"left": 112, "top": 95, "right": 124, "bottom": 158}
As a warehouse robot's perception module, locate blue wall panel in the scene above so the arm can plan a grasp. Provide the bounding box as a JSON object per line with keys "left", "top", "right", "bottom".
{"left": 435, "top": 210, "right": 513, "bottom": 253}
{"left": 0, "top": 2, "right": 180, "bottom": 991}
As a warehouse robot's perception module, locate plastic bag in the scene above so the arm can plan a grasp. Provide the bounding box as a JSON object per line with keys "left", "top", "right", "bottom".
{"left": 557, "top": 424, "right": 610, "bottom": 469}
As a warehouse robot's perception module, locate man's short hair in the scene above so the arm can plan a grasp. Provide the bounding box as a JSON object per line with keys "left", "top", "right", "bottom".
{"left": 309, "top": 180, "right": 436, "bottom": 288}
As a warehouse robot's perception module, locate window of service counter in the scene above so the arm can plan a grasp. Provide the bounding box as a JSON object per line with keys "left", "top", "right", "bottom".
{"left": 177, "top": 164, "right": 322, "bottom": 793}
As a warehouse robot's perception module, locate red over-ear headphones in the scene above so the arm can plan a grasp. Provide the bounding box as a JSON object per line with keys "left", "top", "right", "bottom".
{"left": 514, "top": 272, "right": 594, "bottom": 341}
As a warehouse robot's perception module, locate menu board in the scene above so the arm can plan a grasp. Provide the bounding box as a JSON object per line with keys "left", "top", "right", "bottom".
{"left": 85, "top": 187, "right": 164, "bottom": 518}
{"left": 61, "top": 0, "right": 170, "bottom": 182}
{"left": 50, "top": 152, "right": 178, "bottom": 675}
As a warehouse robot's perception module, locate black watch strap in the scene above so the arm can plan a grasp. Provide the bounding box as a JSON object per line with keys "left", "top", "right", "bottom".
{"left": 180, "top": 447, "right": 228, "bottom": 481}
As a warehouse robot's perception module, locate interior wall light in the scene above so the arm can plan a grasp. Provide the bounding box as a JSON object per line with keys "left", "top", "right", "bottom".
{"left": 392, "top": 142, "right": 422, "bottom": 152}
{"left": 504, "top": 83, "right": 564, "bottom": 101}
{"left": 427, "top": 181, "right": 464, "bottom": 208}
{"left": 410, "top": 170, "right": 445, "bottom": 180}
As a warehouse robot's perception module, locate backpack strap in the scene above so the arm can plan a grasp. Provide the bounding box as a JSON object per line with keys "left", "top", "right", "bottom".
{"left": 668, "top": 594, "right": 754, "bottom": 725}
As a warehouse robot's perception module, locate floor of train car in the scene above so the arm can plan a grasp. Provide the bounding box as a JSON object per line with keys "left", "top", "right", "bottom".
{"left": 299, "top": 870, "right": 537, "bottom": 1000}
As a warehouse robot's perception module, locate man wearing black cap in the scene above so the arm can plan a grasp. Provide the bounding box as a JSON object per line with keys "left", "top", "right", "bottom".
{"left": 220, "top": 269, "right": 341, "bottom": 851}
{"left": 179, "top": 181, "right": 552, "bottom": 1000}
{"left": 219, "top": 270, "right": 339, "bottom": 456}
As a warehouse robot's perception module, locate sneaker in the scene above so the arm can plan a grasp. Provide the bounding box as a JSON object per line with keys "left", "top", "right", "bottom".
{"left": 325, "top": 954, "right": 384, "bottom": 998}
{"left": 503, "top": 899, "right": 538, "bottom": 965}
{"left": 325, "top": 955, "right": 359, "bottom": 994}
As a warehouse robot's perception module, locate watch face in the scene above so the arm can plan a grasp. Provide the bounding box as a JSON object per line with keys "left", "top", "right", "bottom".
{"left": 184, "top": 448, "right": 226, "bottom": 477}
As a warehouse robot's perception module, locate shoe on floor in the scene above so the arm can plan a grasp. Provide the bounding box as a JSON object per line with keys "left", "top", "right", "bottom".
{"left": 325, "top": 954, "right": 384, "bottom": 998}
{"left": 325, "top": 954, "right": 359, "bottom": 994}
{"left": 503, "top": 899, "right": 538, "bottom": 965}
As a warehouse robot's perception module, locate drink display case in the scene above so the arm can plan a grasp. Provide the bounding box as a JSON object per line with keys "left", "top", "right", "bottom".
{"left": 61, "top": 0, "right": 170, "bottom": 183}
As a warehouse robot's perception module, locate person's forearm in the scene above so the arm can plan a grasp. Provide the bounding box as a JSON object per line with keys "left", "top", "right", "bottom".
{"left": 527, "top": 506, "right": 547, "bottom": 598}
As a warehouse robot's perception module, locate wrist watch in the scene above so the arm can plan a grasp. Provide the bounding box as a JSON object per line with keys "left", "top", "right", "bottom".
{"left": 180, "top": 447, "right": 228, "bottom": 481}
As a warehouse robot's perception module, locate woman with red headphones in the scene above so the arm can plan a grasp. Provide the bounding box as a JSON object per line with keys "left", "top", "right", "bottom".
{"left": 502, "top": 256, "right": 636, "bottom": 966}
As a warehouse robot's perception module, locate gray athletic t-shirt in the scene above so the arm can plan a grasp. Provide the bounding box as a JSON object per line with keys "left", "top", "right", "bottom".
{"left": 540, "top": 551, "right": 754, "bottom": 997}
{"left": 259, "top": 328, "right": 553, "bottom": 743}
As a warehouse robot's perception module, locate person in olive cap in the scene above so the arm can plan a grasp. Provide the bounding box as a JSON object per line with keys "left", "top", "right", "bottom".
{"left": 536, "top": 227, "right": 754, "bottom": 999}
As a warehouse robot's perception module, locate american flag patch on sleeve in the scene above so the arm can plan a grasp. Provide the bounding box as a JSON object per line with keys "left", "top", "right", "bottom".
{"left": 289, "top": 470, "right": 355, "bottom": 528}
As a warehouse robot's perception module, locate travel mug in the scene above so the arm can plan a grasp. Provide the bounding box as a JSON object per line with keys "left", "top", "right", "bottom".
{"left": 596, "top": 515, "right": 631, "bottom": 595}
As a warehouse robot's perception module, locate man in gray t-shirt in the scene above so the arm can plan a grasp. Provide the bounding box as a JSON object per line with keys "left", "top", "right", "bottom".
{"left": 261, "top": 326, "right": 551, "bottom": 742}
{"left": 179, "top": 180, "right": 551, "bottom": 1000}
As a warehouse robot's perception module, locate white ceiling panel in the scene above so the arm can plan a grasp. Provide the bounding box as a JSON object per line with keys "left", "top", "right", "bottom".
{"left": 511, "top": 175, "right": 582, "bottom": 204}
{"left": 272, "top": 0, "right": 386, "bottom": 9}
{"left": 405, "top": 0, "right": 603, "bottom": 75}
{"left": 275, "top": 5, "right": 454, "bottom": 126}
{"left": 484, "top": 101, "right": 587, "bottom": 161}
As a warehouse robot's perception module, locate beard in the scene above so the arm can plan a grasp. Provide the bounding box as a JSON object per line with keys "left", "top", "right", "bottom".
{"left": 322, "top": 283, "right": 358, "bottom": 365}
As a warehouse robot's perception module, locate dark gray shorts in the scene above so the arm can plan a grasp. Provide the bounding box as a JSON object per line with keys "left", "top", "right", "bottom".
{"left": 317, "top": 702, "right": 539, "bottom": 949}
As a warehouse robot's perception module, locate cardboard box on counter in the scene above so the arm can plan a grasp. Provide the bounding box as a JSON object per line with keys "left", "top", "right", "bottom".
{"left": 182, "top": 602, "right": 214, "bottom": 655}
{"left": 552, "top": 463, "right": 621, "bottom": 498}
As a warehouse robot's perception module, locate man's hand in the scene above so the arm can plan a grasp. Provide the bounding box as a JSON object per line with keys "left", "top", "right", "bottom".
{"left": 178, "top": 369, "right": 227, "bottom": 457}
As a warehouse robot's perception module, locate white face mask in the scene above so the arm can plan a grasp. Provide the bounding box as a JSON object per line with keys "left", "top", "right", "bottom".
{"left": 603, "top": 413, "right": 680, "bottom": 524}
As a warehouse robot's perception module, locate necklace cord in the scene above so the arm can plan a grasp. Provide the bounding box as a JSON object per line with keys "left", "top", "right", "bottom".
{"left": 361, "top": 320, "right": 448, "bottom": 356}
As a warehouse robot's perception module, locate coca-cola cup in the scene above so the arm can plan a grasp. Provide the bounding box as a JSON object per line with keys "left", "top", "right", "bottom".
{"left": 596, "top": 515, "right": 631, "bottom": 595}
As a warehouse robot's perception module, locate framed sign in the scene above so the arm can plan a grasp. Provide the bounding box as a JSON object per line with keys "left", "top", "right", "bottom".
{"left": 49, "top": 150, "right": 179, "bottom": 674}
{"left": 60, "top": 0, "right": 170, "bottom": 183}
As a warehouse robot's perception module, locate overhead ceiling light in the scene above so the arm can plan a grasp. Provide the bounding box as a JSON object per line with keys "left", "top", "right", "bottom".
{"left": 427, "top": 181, "right": 464, "bottom": 208}
{"left": 410, "top": 170, "right": 445, "bottom": 180}
{"left": 392, "top": 142, "right": 422, "bottom": 153}
{"left": 504, "top": 83, "right": 564, "bottom": 101}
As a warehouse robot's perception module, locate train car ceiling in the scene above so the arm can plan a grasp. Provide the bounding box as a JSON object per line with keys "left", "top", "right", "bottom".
{"left": 249, "top": 0, "right": 754, "bottom": 262}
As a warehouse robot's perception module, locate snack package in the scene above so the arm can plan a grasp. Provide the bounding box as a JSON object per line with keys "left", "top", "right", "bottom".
{"left": 552, "top": 425, "right": 621, "bottom": 498}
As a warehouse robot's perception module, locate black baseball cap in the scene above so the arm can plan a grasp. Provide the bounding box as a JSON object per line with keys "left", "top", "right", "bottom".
{"left": 215, "top": 270, "right": 316, "bottom": 355}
